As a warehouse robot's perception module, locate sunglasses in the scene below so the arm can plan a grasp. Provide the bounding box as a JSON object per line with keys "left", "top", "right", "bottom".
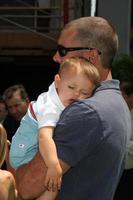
{"left": 57, "top": 45, "right": 102, "bottom": 57}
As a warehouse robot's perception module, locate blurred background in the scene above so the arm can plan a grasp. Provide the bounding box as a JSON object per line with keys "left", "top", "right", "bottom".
{"left": 0, "top": 0, "right": 132, "bottom": 100}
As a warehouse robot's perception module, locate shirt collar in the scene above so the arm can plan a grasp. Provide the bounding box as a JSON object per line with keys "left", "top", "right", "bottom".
{"left": 95, "top": 79, "right": 120, "bottom": 93}
{"left": 48, "top": 82, "right": 65, "bottom": 110}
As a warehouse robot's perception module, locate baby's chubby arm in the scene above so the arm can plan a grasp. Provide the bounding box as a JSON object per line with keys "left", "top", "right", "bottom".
{"left": 38, "top": 126, "right": 62, "bottom": 191}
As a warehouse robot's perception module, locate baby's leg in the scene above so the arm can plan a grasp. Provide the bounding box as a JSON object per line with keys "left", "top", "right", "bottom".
{"left": 36, "top": 190, "right": 58, "bottom": 200}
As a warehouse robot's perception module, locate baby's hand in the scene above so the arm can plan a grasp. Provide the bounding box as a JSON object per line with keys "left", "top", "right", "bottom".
{"left": 45, "top": 163, "right": 62, "bottom": 192}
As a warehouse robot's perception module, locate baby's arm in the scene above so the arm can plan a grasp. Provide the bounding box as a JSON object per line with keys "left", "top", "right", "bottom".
{"left": 38, "top": 127, "right": 62, "bottom": 191}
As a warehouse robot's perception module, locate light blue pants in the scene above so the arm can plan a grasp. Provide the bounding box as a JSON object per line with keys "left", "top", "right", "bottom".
{"left": 9, "top": 112, "right": 38, "bottom": 169}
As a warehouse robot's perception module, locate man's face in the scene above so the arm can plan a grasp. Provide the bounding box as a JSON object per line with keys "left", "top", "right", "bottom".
{"left": 5, "top": 92, "right": 29, "bottom": 121}
{"left": 53, "top": 28, "right": 84, "bottom": 64}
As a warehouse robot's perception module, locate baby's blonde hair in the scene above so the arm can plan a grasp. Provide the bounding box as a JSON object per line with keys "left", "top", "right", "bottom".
{"left": 59, "top": 57, "right": 100, "bottom": 86}
{"left": 0, "top": 124, "right": 7, "bottom": 168}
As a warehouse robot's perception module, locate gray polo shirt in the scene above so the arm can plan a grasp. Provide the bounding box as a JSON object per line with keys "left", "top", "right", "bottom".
{"left": 54, "top": 80, "right": 131, "bottom": 200}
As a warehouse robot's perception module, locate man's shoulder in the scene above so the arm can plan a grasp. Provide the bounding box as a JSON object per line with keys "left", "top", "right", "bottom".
{"left": 61, "top": 99, "right": 99, "bottom": 123}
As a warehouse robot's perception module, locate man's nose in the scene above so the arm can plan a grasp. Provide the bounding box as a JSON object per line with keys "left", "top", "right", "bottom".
{"left": 53, "top": 51, "right": 62, "bottom": 64}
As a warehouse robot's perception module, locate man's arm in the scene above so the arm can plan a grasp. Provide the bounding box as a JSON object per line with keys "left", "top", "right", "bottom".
{"left": 15, "top": 152, "right": 70, "bottom": 200}
{"left": 16, "top": 152, "right": 46, "bottom": 200}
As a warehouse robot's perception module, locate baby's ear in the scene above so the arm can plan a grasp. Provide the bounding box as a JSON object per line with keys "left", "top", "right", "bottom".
{"left": 54, "top": 74, "right": 61, "bottom": 88}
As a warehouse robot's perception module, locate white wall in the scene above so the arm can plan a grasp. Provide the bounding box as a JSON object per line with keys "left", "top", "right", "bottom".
{"left": 97, "top": 0, "right": 131, "bottom": 55}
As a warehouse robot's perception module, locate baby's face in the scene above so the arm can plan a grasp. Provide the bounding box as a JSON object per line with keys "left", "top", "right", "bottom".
{"left": 56, "top": 72, "right": 95, "bottom": 106}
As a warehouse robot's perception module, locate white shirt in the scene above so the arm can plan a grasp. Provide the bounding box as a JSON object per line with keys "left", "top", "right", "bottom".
{"left": 28, "top": 82, "right": 65, "bottom": 129}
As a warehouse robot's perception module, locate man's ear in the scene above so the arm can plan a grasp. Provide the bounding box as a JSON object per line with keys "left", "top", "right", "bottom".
{"left": 84, "top": 49, "right": 98, "bottom": 64}
{"left": 54, "top": 74, "right": 61, "bottom": 88}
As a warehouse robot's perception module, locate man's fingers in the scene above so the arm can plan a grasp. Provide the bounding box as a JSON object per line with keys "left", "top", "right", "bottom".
{"left": 46, "top": 179, "right": 61, "bottom": 192}
{"left": 57, "top": 177, "right": 62, "bottom": 190}
{"left": 44, "top": 176, "right": 49, "bottom": 187}
{"left": 47, "top": 179, "right": 54, "bottom": 191}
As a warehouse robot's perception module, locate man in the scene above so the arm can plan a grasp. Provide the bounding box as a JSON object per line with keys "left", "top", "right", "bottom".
{"left": 15, "top": 17, "right": 131, "bottom": 200}
{"left": 2, "top": 84, "right": 30, "bottom": 171}
{"left": 2, "top": 84, "right": 30, "bottom": 142}
{"left": 112, "top": 55, "right": 133, "bottom": 200}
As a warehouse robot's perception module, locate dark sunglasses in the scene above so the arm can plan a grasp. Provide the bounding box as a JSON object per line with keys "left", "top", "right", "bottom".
{"left": 57, "top": 45, "right": 102, "bottom": 57}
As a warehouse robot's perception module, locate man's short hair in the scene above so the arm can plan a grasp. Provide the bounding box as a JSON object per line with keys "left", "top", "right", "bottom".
{"left": 3, "top": 84, "right": 29, "bottom": 101}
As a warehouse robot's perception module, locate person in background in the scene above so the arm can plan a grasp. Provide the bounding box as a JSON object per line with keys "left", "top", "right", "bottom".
{"left": 15, "top": 16, "right": 131, "bottom": 200}
{"left": 0, "top": 124, "right": 18, "bottom": 200}
{"left": 2, "top": 84, "right": 30, "bottom": 142}
{"left": 0, "top": 96, "right": 7, "bottom": 124}
{"left": 10, "top": 57, "right": 100, "bottom": 200}
{"left": 2, "top": 84, "right": 30, "bottom": 171}
{"left": 112, "top": 54, "right": 133, "bottom": 200}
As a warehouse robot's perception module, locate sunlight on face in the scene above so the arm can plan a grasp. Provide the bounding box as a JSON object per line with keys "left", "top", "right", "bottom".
{"left": 55, "top": 71, "right": 95, "bottom": 106}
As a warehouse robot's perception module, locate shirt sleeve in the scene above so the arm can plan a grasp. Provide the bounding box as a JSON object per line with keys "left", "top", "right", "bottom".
{"left": 35, "top": 93, "right": 62, "bottom": 129}
{"left": 54, "top": 100, "right": 103, "bottom": 167}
